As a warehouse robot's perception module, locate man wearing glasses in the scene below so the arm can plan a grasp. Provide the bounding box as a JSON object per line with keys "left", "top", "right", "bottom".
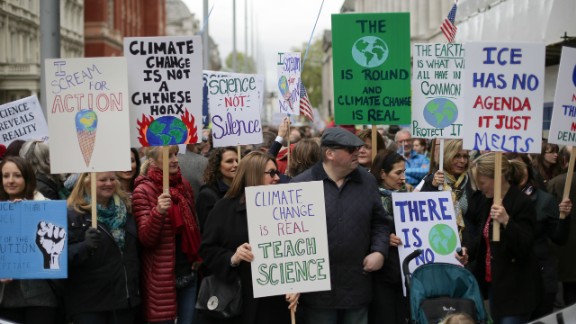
{"left": 291, "top": 127, "right": 390, "bottom": 324}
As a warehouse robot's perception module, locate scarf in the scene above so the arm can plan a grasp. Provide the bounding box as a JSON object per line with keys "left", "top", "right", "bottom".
{"left": 86, "top": 194, "right": 127, "bottom": 250}
{"left": 443, "top": 171, "right": 468, "bottom": 240}
{"left": 147, "top": 165, "right": 201, "bottom": 263}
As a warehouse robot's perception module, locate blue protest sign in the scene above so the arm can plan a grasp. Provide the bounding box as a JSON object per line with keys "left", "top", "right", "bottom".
{"left": 0, "top": 200, "right": 67, "bottom": 279}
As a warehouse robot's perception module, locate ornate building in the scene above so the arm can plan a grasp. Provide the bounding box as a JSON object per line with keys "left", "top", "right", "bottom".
{"left": 84, "top": 0, "right": 166, "bottom": 57}
{"left": 0, "top": 0, "right": 83, "bottom": 103}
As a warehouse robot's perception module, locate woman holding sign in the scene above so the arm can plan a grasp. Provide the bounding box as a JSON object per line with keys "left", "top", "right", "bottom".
{"left": 133, "top": 146, "right": 202, "bottom": 324}
{"left": 419, "top": 140, "right": 484, "bottom": 250}
{"left": 199, "top": 151, "right": 298, "bottom": 324}
{"left": 65, "top": 172, "right": 140, "bottom": 323}
{"left": 0, "top": 156, "right": 59, "bottom": 324}
{"left": 461, "top": 153, "right": 541, "bottom": 324}
{"left": 368, "top": 149, "right": 410, "bottom": 324}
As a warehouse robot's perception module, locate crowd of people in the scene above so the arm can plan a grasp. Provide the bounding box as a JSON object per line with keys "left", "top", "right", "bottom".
{"left": 0, "top": 123, "right": 575, "bottom": 324}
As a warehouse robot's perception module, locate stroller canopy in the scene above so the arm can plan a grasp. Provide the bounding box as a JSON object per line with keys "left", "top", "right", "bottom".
{"left": 409, "top": 263, "right": 486, "bottom": 323}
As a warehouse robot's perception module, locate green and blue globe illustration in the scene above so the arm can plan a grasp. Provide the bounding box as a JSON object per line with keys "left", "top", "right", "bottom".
{"left": 75, "top": 110, "right": 97, "bottom": 132}
{"left": 423, "top": 98, "right": 458, "bottom": 128}
{"left": 351, "top": 36, "right": 389, "bottom": 68}
{"left": 428, "top": 224, "right": 457, "bottom": 256}
{"left": 146, "top": 116, "right": 188, "bottom": 145}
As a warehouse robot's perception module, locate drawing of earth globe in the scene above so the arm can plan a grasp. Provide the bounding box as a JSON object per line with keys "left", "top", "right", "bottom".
{"left": 351, "top": 36, "right": 389, "bottom": 68}
{"left": 146, "top": 116, "right": 188, "bottom": 145}
{"left": 423, "top": 98, "right": 458, "bottom": 128}
{"left": 428, "top": 224, "right": 457, "bottom": 256}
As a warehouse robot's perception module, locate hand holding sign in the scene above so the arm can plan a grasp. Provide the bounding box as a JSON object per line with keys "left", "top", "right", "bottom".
{"left": 36, "top": 221, "right": 66, "bottom": 270}
{"left": 231, "top": 243, "right": 254, "bottom": 265}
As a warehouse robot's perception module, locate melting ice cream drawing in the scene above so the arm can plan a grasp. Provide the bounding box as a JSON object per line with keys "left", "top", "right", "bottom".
{"left": 75, "top": 109, "right": 98, "bottom": 167}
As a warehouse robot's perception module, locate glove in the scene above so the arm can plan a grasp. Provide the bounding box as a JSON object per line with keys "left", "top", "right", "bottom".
{"left": 84, "top": 228, "right": 102, "bottom": 250}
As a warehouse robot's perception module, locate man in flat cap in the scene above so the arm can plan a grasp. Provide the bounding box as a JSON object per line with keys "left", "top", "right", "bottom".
{"left": 291, "top": 127, "right": 390, "bottom": 324}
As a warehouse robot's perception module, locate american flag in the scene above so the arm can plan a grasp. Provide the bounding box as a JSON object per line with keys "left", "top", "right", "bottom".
{"left": 300, "top": 83, "right": 314, "bottom": 121}
{"left": 440, "top": 1, "right": 458, "bottom": 43}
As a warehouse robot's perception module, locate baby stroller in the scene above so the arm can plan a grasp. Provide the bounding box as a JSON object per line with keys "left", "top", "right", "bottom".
{"left": 402, "top": 249, "right": 487, "bottom": 324}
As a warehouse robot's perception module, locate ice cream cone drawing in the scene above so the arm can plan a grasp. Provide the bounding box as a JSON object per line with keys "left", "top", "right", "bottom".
{"left": 278, "top": 75, "right": 293, "bottom": 111}
{"left": 75, "top": 110, "right": 98, "bottom": 167}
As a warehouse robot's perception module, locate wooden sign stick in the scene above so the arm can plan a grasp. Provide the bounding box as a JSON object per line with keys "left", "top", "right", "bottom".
{"left": 561, "top": 147, "right": 576, "bottom": 219}
{"left": 493, "top": 152, "right": 502, "bottom": 241}
{"left": 163, "top": 146, "right": 169, "bottom": 194}
{"left": 91, "top": 172, "right": 97, "bottom": 227}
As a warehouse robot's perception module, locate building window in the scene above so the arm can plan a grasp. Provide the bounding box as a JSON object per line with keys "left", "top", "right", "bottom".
{"left": 543, "top": 102, "right": 553, "bottom": 131}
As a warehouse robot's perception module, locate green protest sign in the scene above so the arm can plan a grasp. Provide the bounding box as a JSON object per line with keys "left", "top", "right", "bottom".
{"left": 332, "top": 13, "right": 411, "bottom": 125}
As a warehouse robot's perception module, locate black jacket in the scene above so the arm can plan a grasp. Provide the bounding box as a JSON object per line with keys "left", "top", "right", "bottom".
{"left": 291, "top": 162, "right": 390, "bottom": 309}
{"left": 64, "top": 207, "right": 140, "bottom": 316}
{"left": 196, "top": 180, "right": 228, "bottom": 232}
{"left": 199, "top": 197, "right": 290, "bottom": 324}
{"left": 469, "top": 186, "right": 541, "bottom": 319}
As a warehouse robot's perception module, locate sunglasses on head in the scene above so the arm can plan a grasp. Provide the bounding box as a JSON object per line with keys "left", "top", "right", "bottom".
{"left": 264, "top": 169, "right": 281, "bottom": 178}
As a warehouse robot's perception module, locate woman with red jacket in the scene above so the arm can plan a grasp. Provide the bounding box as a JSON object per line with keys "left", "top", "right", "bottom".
{"left": 132, "top": 146, "right": 201, "bottom": 324}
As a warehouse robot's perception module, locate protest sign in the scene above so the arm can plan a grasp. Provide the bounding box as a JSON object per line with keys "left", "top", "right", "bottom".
{"left": 0, "top": 95, "right": 49, "bottom": 146}
{"left": 0, "top": 200, "right": 67, "bottom": 279}
{"left": 124, "top": 36, "right": 203, "bottom": 147}
{"left": 246, "top": 181, "right": 331, "bottom": 298}
{"left": 549, "top": 47, "right": 576, "bottom": 145}
{"left": 332, "top": 13, "right": 411, "bottom": 125}
{"left": 412, "top": 43, "right": 465, "bottom": 139}
{"left": 45, "top": 57, "right": 131, "bottom": 173}
{"left": 204, "top": 71, "right": 264, "bottom": 147}
{"left": 392, "top": 191, "right": 461, "bottom": 295}
{"left": 276, "top": 52, "right": 301, "bottom": 116}
{"left": 462, "top": 42, "right": 545, "bottom": 153}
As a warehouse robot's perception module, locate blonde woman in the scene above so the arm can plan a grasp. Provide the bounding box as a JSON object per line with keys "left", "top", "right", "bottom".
{"left": 65, "top": 172, "right": 140, "bottom": 323}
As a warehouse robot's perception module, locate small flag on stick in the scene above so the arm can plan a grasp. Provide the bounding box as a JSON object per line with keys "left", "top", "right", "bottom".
{"left": 440, "top": 1, "right": 458, "bottom": 43}
{"left": 300, "top": 83, "right": 314, "bottom": 121}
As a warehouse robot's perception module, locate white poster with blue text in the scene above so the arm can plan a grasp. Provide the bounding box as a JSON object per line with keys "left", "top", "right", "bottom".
{"left": 246, "top": 181, "right": 331, "bottom": 298}
{"left": 392, "top": 191, "right": 461, "bottom": 296}
{"left": 204, "top": 71, "right": 264, "bottom": 147}
{"left": 0, "top": 201, "right": 67, "bottom": 279}
{"left": 549, "top": 47, "right": 576, "bottom": 146}
{"left": 277, "top": 52, "right": 301, "bottom": 116}
{"left": 0, "top": 95, "right": 49, "bottom": 146}
{"left": 462, "top": 42, "right": 544, "bottom": 153}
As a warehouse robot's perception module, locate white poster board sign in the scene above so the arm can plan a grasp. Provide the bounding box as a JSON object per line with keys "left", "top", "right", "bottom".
{"left": 412, "top": 43, "right": 465, "bottom": 139}
{"left": 277, "top": 52, "right": 301, "bottom": 116}
{"left": 245, "top": 181, "right": 331, "bottom": 298}
{"left": 0, "top": 95, "right": 49, "bottom": 146}
{"left": 45, "top": 57, "right": 131, "bottom": 173}
{"left": 392, "top": 191, "right": 461, "bottom": 295}
{"left": 204, "top": 71, "right": 264, "bottom": 147}
{"left": 462, "top": 42, "right": 544, "bottom": 153}
{"left": 124, "top": 36, "right": 203, "bottom": 147}
{"left": 549, "top": 47, "right": 576, "bottom": 145}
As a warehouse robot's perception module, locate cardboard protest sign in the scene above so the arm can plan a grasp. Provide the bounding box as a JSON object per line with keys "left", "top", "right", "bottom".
{"left": 45, "top": 57, "right": 131, "bottom": 173}
{"left": 462, "top": 42, "right": 545, "bottom": 153}
{"left": 277, "top": 52, "right": 301, "bottom": 116}
{"left": 124, "top": 36, "right": 203, "bottom": 147}
{"left": 392, "top": 191, "right": 461, "bottom": 295}
{"left": 204, "top": 71, "right": 264, "bottom": 147}
{"left": 246, "top": 181, "right": 331, "bottom": 298}
{"left": 412, "top": 43, "right": 465, "bottom": 139}
{"left": 549, "top": 47, "right": 576, "bottom": 145}
{"left": 0, "top": 200, "right": 67, "bottom": 279}
{"left": 0, "top": 96, "right": 49, "bottom": 146}
{"left": 332, "top": 13, "right": 411, "bottom": 125}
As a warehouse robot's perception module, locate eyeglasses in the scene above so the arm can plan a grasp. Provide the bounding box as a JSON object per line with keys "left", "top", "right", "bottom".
{"left": 397, "top": 140, "right": 412, "bottom": 144}
{"left": 454, "top": 154, "right": 470, "bottom": 160}
{"left": 264, "top": 169, "right": 281, "bottom": 178}
{"left": 330, "top": 146, "right": 360, "bottom": 154}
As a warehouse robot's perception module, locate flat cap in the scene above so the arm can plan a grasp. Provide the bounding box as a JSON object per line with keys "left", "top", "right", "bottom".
{"left": 321, "top": 127, "right": 364, "bottom": 147}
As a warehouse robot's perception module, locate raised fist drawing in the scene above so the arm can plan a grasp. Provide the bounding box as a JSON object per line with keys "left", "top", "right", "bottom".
{"left": 35, "top": 221, "right": 66, "bottom": 270}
